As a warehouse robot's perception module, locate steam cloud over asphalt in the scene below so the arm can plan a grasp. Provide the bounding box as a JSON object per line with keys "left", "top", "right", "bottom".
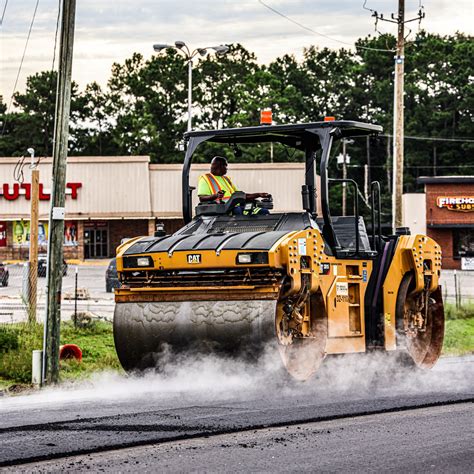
{"left": 1, "top": 351, "right": 473, "bottom": 411}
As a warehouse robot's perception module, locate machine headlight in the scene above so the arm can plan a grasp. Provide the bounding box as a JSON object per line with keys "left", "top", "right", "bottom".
{"left": 237, "top": 253, "right": 252, "bottom": 264}
{"left": 123, "top": 256, "right": 154, "bottom": 268}
{"left": 236, "top": 252, "right": 269, "bottom": 265}
{"left": 137, "top": 257, "right": 152, "bottom": 267}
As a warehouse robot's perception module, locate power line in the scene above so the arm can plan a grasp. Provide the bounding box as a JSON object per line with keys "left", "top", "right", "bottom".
{"left": 51, "top": 0, "right": 61, "bottom": 73}
{"left": 44, "top": 0, "right": 62, "bottom": 160}
{"left": 258, "top": 0, "right": 394, "bottom": 53}
{"left": 1, "top": 0, "right": 41, "bottom": 136}
{"left": 0, "top": 0, "right": 8, "bottom": 28}
{"left": 349, "top": 164, "right": 474, "bottom": 169}
{"left": 381, "top": 134, "right": 474, "bottom": 143}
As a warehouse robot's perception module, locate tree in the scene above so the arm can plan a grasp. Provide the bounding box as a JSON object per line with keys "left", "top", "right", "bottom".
{"left": 196, "top": 44, "right": 265, "bottom": 130}
{"left": 72, "top": 82, "right": 119, "bottom": 156}
{"left": 103, "top": 51, "right": 189, "bottom": 163}
{"left": 0, "top": 71, "right": 81, "bottom": 157}
{"left": 1, "top": 32, "right": 472, "bottom": 203}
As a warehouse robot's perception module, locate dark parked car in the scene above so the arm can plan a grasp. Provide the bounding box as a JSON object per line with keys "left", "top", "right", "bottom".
{"left": 106, "top": 258, "right": 120, "bottom": 292}
{"left": 0, "top": 263, "right": 9, "bottom": 287}
{"left": 38, "top": 254, "right": 68, "bottom": 277}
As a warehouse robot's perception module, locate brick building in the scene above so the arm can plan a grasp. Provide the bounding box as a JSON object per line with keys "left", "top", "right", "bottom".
{"left": 418, "top": 176, "right": 474, "bottom": 270}
{"left": 0, "top": 156, "right": 315, "bottom": 261}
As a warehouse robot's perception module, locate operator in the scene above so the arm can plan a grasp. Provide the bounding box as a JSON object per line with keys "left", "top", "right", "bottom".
{"left": 198, "top": 156, "right": 270, "bottom": 215}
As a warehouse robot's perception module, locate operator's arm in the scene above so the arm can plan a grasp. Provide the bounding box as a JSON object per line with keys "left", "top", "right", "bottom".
{"left": 199, "top": 191, "right": 224, "bottom": 202}
{"left": 225, "top": 176, "right": 269, "bottom": 201}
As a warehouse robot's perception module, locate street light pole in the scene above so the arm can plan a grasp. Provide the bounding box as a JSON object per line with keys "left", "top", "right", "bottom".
{"left": 153, "top": 42, "right": 229, "bottom": 132}
{"left": 342, "top": 139, "right": 347, "bottom": 217}
{"left": 187, "top": 58, "right": 192, "bottom": 132}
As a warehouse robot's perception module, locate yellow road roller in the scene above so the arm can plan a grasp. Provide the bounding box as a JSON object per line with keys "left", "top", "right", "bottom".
{"left": 114, "top": 121, "right": 444, "bottom": 380}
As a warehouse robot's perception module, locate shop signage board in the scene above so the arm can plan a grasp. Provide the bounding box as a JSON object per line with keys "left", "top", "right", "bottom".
{"left": 12, "top": 221, "right": 49, "bottom": 245}
{"left": 10, "top": 221, "right": 78, "bottom": 246}
{"left": 461, "top": 257, "right": 474, "bottom": 271}
{"left": 0, "top": 182, "right": 82, "bottom": 200}
{"left": 436, "top": 196, "right": 474, "bottom": 211}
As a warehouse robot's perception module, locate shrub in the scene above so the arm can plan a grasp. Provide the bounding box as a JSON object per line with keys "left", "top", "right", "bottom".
{"left": 0, "top": 324, "right": 43, "bottom": 383}
{"left": 0, "top": 327, "right": 20, "bottom": 353}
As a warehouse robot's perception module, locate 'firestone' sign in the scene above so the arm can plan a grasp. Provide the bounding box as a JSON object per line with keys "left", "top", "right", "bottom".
{"left": 436, "top": 196, "right": 474, "bottom": 212}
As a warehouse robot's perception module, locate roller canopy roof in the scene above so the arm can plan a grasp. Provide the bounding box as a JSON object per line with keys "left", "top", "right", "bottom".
{"left": 184, "top": 121, "right": 382, "bottom": 149}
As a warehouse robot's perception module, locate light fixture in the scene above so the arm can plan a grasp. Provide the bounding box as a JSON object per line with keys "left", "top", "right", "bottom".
{"left": 153, "top": 44, "right": 171, "bottom": 52}
{"left": 213, "top": 45, "right": 230, "bottom": 54}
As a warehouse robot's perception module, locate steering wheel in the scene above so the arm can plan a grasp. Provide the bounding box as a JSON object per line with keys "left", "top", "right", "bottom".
{"left": 256, "top": 195, "right": 274, "bottom": 210}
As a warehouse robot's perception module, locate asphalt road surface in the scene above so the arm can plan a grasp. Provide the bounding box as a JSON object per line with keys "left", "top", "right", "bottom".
{"left": 7, "top": 403, "right": 473, "bottom": 473}
{"left": 0, "top": 354, "right": 473, "bottom": 471}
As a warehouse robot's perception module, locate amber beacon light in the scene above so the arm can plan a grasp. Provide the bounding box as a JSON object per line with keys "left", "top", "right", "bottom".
{"left": 260, "top": 109, "right": 272, "bottom": 125}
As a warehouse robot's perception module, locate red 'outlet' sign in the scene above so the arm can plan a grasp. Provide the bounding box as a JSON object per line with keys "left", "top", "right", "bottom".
{"left": 0, "top": 182, "right": 82, "bottom": 200}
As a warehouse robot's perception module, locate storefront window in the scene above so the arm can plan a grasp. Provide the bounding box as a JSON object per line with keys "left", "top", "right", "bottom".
{"left": 64, "top": 221, "right": 78, "bottom": 246}
{"left": 10, "top": 221, "right": 78, "bottom": 246}
{"left": 0, "top": 222, "right": 6, "bottom": 247}
{"left": 12, "top": 221, "right": 49, "bottom": 246}
{"left": 453, "top": 229, "right": 474, "bottom": 258}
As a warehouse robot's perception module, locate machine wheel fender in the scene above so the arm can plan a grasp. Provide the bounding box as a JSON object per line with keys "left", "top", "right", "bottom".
{"left": 382, "top": 234, "right": 442, "bottom": 351}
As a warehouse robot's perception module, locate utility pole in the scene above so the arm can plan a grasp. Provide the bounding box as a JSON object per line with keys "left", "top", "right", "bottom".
{"left": 365, "top": 1, "right": 424, "bottom": 232}
{"left": 392, "top": 0, "right": 405, "bottom": 231}
{"left": 43, "top": 0, "right": 76, "bottom": 385}
{"left": 28, "top": 148, "right": 39, "bottom": 324}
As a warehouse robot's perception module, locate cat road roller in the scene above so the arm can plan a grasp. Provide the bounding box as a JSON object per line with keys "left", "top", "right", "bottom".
{"left": 113, "top": 120, "right": 444, "bottom": 380}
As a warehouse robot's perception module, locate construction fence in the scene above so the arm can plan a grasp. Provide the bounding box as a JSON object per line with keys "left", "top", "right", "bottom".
{"left": 0, "top": 261, "right": 114, "bottom": 326}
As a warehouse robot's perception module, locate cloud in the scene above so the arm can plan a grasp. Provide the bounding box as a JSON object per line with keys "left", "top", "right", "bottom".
{"left": 1, "top": 0, "right": 472, "bottom": 98}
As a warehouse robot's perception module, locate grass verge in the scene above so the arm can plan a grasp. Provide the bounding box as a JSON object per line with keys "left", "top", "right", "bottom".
{"left": 443, "top": 303, "right": 474, "bottom": 357}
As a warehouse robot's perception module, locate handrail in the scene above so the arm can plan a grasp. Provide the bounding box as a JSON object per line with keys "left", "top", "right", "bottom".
{"left": 370, "top": 181, "right": 382, "bottom": 252}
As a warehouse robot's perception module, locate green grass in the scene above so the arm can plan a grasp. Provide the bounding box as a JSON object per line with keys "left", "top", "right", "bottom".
{"left": 442, "top": 303, "right": 474, "bottom": 356}
{"left": 0, "top": 321, "right": 122, "bottom": 387}
{"left": 0, "top": 323, "right": 43, "bottom": 385}
{"left": 59, "top": 321, "right": 123, "bottom": 380}
{"left": 444, "top": 302, "right": 474, "bottom": 321}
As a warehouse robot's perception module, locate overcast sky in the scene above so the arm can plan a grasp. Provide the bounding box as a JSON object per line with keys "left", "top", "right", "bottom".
{"left": 1, "top": 0, "right": 472, "bottom": 100}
